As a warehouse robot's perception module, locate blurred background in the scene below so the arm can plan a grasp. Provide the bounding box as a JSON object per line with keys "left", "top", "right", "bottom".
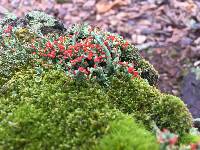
{"left": 0, "top": 0, "right": 200, "bottom": 117}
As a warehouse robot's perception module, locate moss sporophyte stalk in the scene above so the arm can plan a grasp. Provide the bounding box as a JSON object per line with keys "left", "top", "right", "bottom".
{"left": 0, "top": 11, "right": 197, "bottom": 150}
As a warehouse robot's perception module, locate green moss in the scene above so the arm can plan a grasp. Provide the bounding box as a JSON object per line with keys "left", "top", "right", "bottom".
{"left": 120, "top": 44, "right": 159, "bottom": 86}
{"left": 107, "top": 75, "right": 192, "bottom": 135}
{"left": 0, "top": 68, "right": 194, "bottom": 149}
{"left": 0, "top": 104, "right": 45, "bottom": 150}
{"left": 15, "top": 28, "right": 35, "bottom": 43}
{"left": 0, "top": 77, "right": 7, "bottom": 87}
{"left": 0, "top": 69, "right": 120, "bottom": 150}
{"left": 108, "top": 76, "right": 160, "bottom": 114}
{"left": 180, "top": 134, "right": 200, "bottom": 145}
{"left": 139, "top": 59, "right": 159, "bottom": 86}
{"left": 152, "top": 94, "right": 192, "bottom": 134}
{"left": 95, "top": 116, "right": 159, "bottom": 150}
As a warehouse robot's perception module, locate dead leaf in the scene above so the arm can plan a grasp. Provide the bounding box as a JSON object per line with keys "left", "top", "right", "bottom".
{"left": 169, "top": 0, "right": 197, "bottom": 14}
{"left": 166, "top": 28, "right": 187, "bottom": 43}
{"left": 96, "top": 0, "right": 130, "bottom": 14}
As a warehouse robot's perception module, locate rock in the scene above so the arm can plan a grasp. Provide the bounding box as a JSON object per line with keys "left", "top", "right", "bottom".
{"left": 141, "top": 28, "right": 154, "bottom": 35}
{"left": 181, "top": 72, "right": 200, "bottom": 118}
{"left": 193, "top": 118, "right": 200, "bottom": 131}
{"left": 135, "top": 41, "right": 156, "bottom": 50}
{"left": 191, "top": 23, "right": 200, "bottom": 30}
{"left": 148, "top": 0, "right": 167, "bottom": 5}
{"left": 25, "top": 11, "right": 66, "bottom": 35}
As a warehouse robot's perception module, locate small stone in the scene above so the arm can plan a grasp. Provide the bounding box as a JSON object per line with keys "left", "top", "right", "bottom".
{"left": 172, "top": 90, "right": 179, "bottom": 96}
{"left": 193, "top": 118, "right": 200, "bottom": 131}
{"left": 180, "top": 37, "right": 193, "bottom": 47}
{"left": 83, "top": 0, "right": 96, "bottom": 10}
{"left": 131, "top": 34, "right": 147, "bottom": 44}
{"left": 135, "top": 42, "right": 156, "bottom": 50}
{"left": 96, "top": 14, "right": 102, "bottom": 21}
{"left": 10, "top": 0, "right": 21, "bottom": 8}
{"left": 141, "top": 28, "right": 154, "bottom": 35}
{"left": 73, "top": 0, "right": 84, "bottom": 3}
{"left": 23, "top": 0, "right": 32, "bottom": 6}
{"left": 194, "top": 37, "right": 200, "bottom": 45}
{"left": 110, "top": 17, "right": 118, "bottom": 26}
{"left": 194, "top": 61, "right": 200, "bottom": 67}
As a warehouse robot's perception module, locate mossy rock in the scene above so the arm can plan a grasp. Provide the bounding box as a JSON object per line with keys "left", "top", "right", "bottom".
{"left": 0, "top": 11, "right": 65, "bottom": 36}
{"left": 0, "top": 11, "right": 194, "bottom": 149}
{"left": 24, "top": 11, "right": 66, "bottom": 35}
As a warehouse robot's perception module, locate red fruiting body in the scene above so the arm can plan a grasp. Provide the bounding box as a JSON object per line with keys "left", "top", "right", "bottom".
{"left": 78, "top": 67, "right": 85, "bottom": 72}
{"left": 128, "top": 67, "right": 134, "bottom": 73}
{"left": 87, "top": 52, "right": 93, "bottom": 60}
{"left": 168, "top": 136, "right": 178, "bottom": 145}
{"left": 30, "top": 26, "right": 140, "bottom": 80}
{"left": 94, "top": 57, "right": 101, "bottom": 63}
{"left": 46, "top": 41, "right": 53, "bottom": 49}
{"left": 133, "top": 71, "right": 139, "bottom": 77}
{"left": 58, "top": 44, "right": 65, "bottom": 51}
{"left": 190, "top": 144, "right": 197, "bottom": 150}
{"left": 4, "top": 25, "right": 13, "bottom": 33}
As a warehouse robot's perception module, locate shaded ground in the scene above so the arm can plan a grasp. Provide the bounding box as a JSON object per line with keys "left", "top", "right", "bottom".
{"left": 0, "top": 0, "right": 200, "bottom": 116}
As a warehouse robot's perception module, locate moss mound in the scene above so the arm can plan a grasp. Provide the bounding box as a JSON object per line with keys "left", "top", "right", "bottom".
{"left": 152, "top": 95, "right": 193, "bottom": 134}
{"left": 107, "top": 75, "right": 192, "bottom": 135}
{"left": 0, "top": 69, "right": 121, "bottom": 149}
{"left": 0, "top": 68, "right": 193, "bottom": 149}
{"left": 95, "top": 116, "right": 159, "bottom": 150}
